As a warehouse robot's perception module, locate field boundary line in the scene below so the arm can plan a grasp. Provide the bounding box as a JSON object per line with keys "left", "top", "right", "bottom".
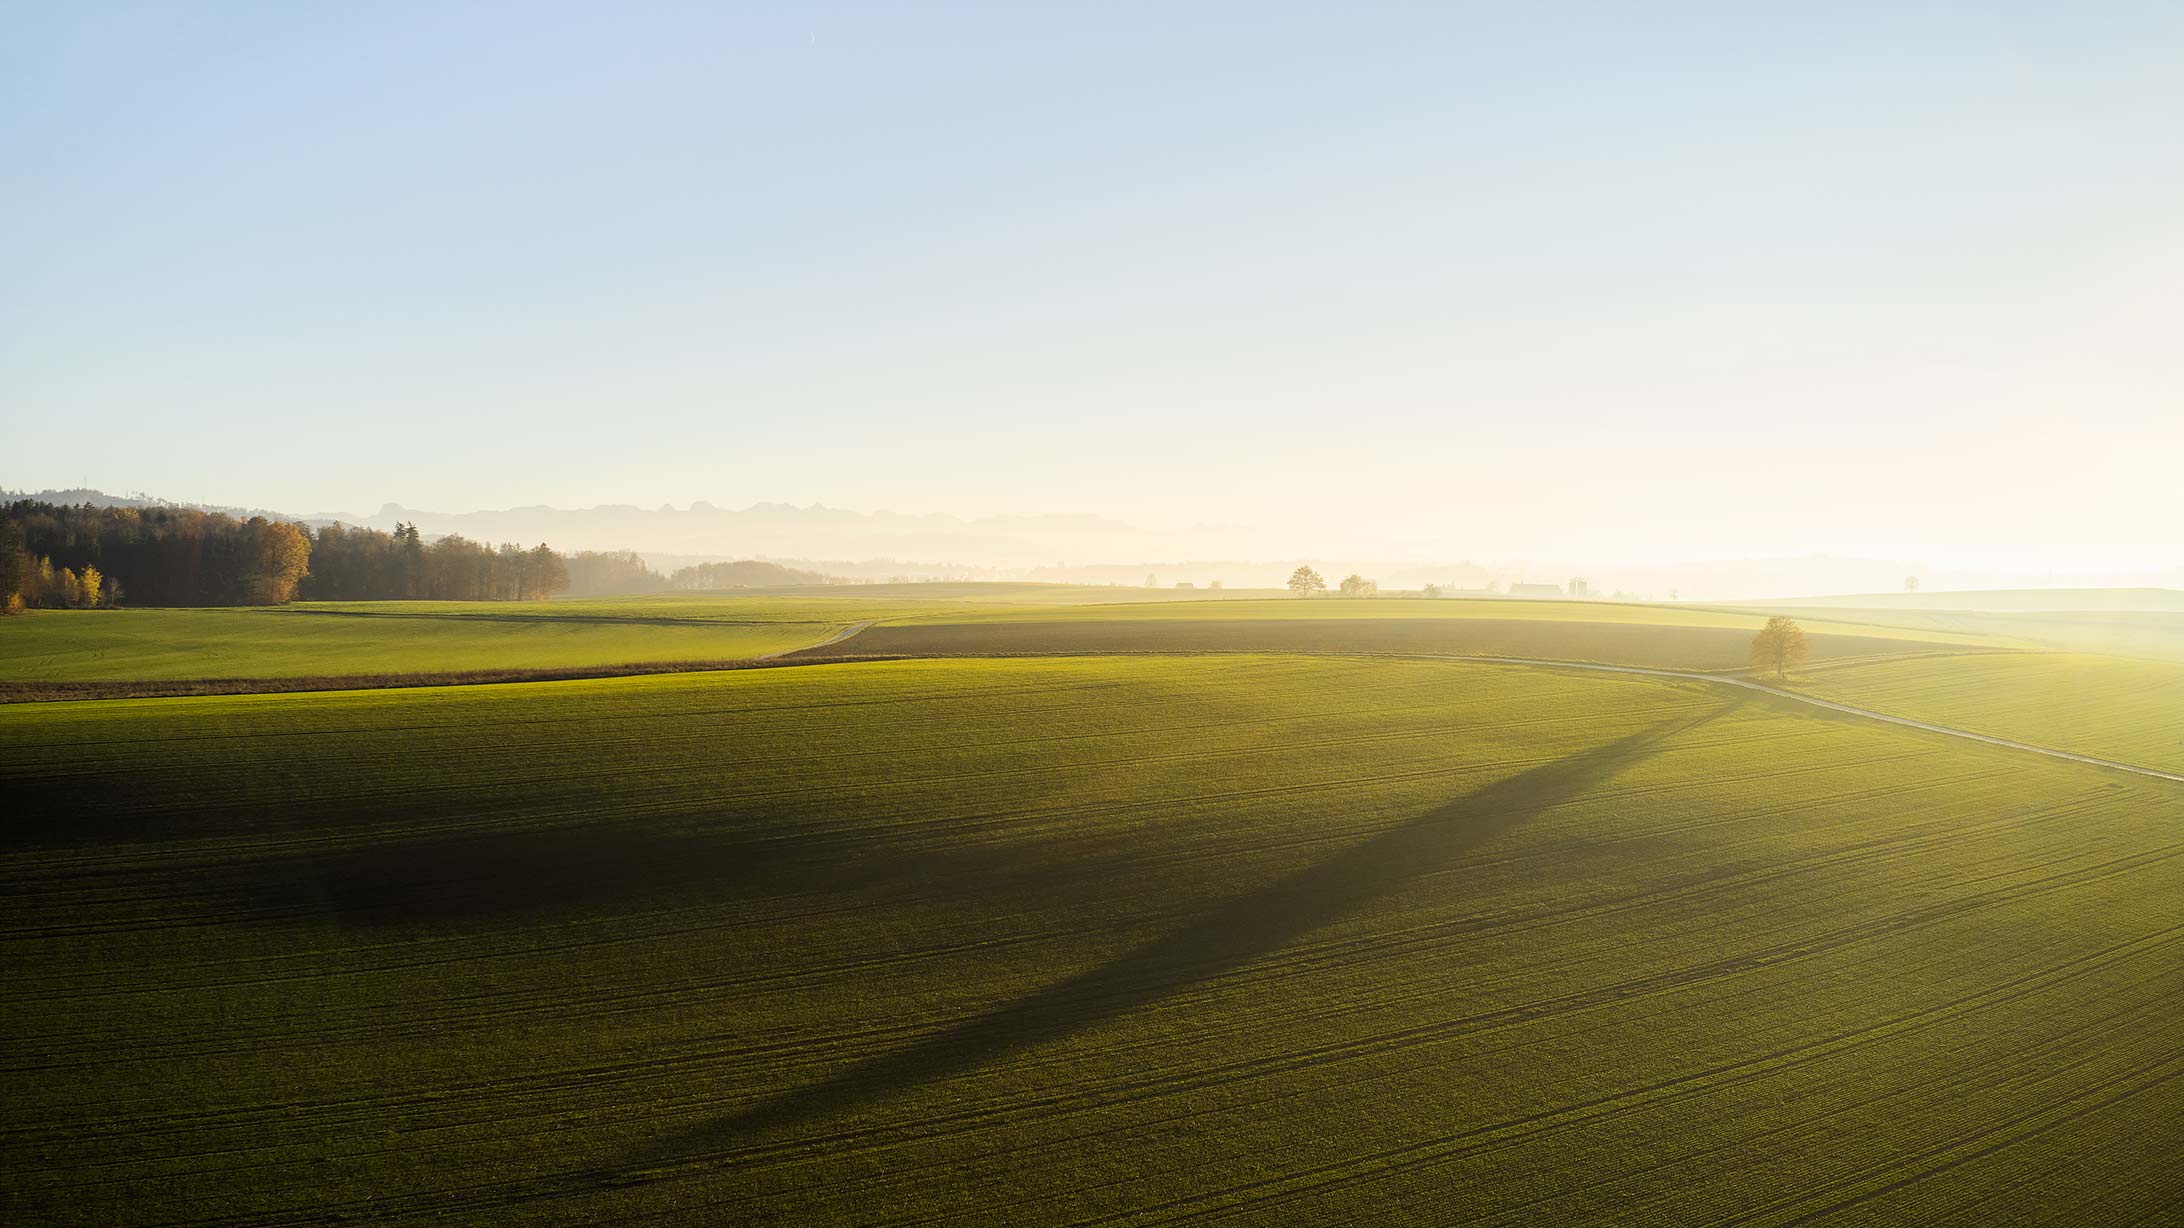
{"left": 759, "top": 621, "right": 872, "bottom": 659}
{"left": 1332, "top": 652, "right": 2184, "bottom": 786}
{"left": 1464, "top": 655, "right": 2184, "bottom": 785}
{"left": 792, "top": 646, "right": 2184, "bottom": 785}
{"left": 11, "top": 637, "right": 2178, "bottom": 786}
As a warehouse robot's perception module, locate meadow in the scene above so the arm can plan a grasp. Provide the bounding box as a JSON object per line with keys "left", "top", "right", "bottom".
{"left": 5, "top": 654, "right": 2182, "bottom": 1224}
{"left": 1738, "top": 604, "right": 2184, "bottom": 664}
{"left": 814, "top": 614, "right": 1983, "bottom": 674}
{"left": 0, "top": 604, "right": 845, "bottom": 685}
{"left": 1795, "top": 653, "right": 2184, "bottom": 777}
{"left": 1, "top": 590, "right": 2003, "bottom": 693}
{"left": 0, "top": 586, "right": 1278, "bottom": 691}
{"left": 894, "top": 593, "right": 2016, "bottom": 645}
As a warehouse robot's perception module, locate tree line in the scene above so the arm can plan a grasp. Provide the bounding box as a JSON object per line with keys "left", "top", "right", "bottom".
{"left": 558, "top": 553, "right": 833, "bottom": 596}
{"left": 1285, "top": 566, "right": 1379, "bottom": 597}
{"left": 2, "top": 499, "right": 843, "bottom": 612}
{"left": 304, "top": 522, "right": 568, "bottom": 601}
{"left": 0, "top": 501, "right": 567, "bottom": 611}
{"left": 3, "top": 501, "right": 311, "bottom": 611}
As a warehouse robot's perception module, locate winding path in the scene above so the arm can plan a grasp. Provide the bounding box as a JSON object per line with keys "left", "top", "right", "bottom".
{"left": 762, "top": 620, "right": 872, "bottom": 659}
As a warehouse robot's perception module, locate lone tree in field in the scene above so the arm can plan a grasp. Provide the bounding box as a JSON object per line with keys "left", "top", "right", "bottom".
{"left": 1287, "top": 565, "right": 1326, "bottom": 598}
{"left": 1750, "top": 616, "right": 1809, "bottom": 679}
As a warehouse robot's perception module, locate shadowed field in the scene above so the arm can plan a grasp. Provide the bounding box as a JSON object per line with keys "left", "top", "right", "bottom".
{"left": 805, "top": 615, "right": 1994, "bottom": 673}
{"left": 5, "top": 656, "right": 2180, "bottom": 1225}
{"left": 3, "top": 589, "right": 2003, "bottom": 692}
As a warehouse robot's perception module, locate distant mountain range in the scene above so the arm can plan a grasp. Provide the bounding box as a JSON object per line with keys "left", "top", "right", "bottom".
{"left": 347, "top": 501, "right": 1162, "bottom": 567}
{"left": 6, "top": 488, "right": 311, "bottom": 524}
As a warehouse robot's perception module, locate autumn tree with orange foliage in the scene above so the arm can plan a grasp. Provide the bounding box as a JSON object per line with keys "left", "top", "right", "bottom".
{"left": 1750, "top": 616, "right": 1809, "bottom": 680}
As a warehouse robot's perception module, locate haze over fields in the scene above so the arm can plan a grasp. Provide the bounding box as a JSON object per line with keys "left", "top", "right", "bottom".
{"left": 10, "top": 487, "right": 2180, "bottom": 601}
{"left": 5, "top": 6, "right": 2183, "bottom": 1227}
{"left": 8, "top": 6, "right": 2181, "bottom": 586}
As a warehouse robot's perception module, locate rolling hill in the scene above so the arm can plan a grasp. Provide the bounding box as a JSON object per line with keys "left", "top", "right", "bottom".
{"left": 5, "top": 656, "right": 2179, "bottom": 1223}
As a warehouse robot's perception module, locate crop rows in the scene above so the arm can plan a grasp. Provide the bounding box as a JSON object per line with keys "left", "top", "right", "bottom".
{"left": 1795, "top": 652, "right": 2184, "bottom": 776}
{"left": 0, "top": 606, "right": 848, "bottom": 684}
{"left": 4, "top": 655, "right": 2181, "bottom": 1225}
{"left": 3, "top": 589, "right": 2005, "bottom": 691}
{"left": 807, "top": 615, "right": 1997, "bottom": 673}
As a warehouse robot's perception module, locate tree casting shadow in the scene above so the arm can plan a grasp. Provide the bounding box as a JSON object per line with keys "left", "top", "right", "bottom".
{"left": 627, "top": 700, "right": 1736, "bottom": 1171}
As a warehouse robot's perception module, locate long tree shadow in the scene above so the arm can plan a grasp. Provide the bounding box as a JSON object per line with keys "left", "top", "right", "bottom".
{"left": 628, "top": 699, "right": 1738, "bottom": 1170}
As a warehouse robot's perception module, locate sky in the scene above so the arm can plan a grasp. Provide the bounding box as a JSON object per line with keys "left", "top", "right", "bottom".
{"left": 5, "top": 3, "right": 2181, "bottom": 572}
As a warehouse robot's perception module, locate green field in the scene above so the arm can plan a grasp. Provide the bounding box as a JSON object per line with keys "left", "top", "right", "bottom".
{"left": 0, "top": 603, "right": 870, "bottom": 685}
{"left": 816, "top": 614, "right": 1985, "bottom": 673}
{"left": 5, "top": 656, "right": 2182, "bottom": 1224}
{"left": 294, "top": 582, "right": 1282, "bottom": 620}
{"left": 1, "top": 590, "right": 2010, "bottom": 690}
{"left": 1764, "top": 608, "right": 2184, "bottom": 663}
{"left": 0, "top": 587, "right": 1279, "bottom": 687}
{"left": 899, "top": 593, "right": 2011, "bottom": 644}
{"left": 1795, "top": 653, "right": 2184, "bottom": 776}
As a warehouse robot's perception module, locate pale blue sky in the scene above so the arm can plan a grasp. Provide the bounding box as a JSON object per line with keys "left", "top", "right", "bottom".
{"left": 5, "top": 3, "right": 2180, "bottom": 566}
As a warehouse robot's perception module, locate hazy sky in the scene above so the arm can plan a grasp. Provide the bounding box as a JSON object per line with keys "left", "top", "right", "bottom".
{"left": 6, "top": 4, "right": 2180, "bottom": 569}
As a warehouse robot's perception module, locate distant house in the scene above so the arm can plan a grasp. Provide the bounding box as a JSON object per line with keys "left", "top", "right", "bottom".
{"left": 1174, "top": 581, "right": 1196, "bottom": 590}
{"left": 1508, "top": 582, "right": 1562, "bottom": 598}
{"left": 1568, "top": 578, "right": 1589, "bottom": 597}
